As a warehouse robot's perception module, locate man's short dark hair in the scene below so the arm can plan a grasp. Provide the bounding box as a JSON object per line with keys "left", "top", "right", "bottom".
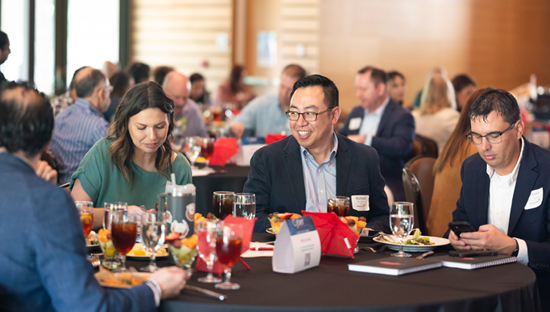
{"left": 74, "top": 69, "right": 106, "bottom": 98}
{"left": 0, "top": 31, "right": 8, "bottom": 50}
{"left": 358, "top": 66, "right": 387, "bottom": 86}
{"left": 282, "top": 64, "right": 306, "bottom": 80}
{"left": 387, "top": 71, "right": 405, "bottom": 83}
{"left": 452, "top": 74, "right": 476, "bottom": 93}
{"left": 153, "top": 66, "right": 174, "bottom": 85}
{"left": 127, "top": 62, "right": 151, "bottom": 84}
{"left": 290, "top": 74, "right": 339, "bottom": 108}
{"left": 469, "top": 89, "right": 520, "bottom": 125}
{"left": 68, "top": 66, "right": 90, "bottom": 91}
{"left": 189, "top": 73, "right": 205, "bottom": 84}
{"left": 0, "top": 81, "right": 54, "bottom": 157}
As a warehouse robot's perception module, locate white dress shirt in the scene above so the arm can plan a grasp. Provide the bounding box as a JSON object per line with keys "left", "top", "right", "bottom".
{"left": 358, "top": 96, "right": 390, "bottom": 146}
{"left": 486, "top": 137, "right": 528, "bottom": 264}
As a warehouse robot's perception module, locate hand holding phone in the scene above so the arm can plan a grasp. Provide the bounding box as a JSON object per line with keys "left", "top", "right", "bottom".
{"left": 448, "top": 221, "right": 476, "bottom": 237}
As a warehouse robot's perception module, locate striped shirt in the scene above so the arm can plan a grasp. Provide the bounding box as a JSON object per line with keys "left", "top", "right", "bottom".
{"left": 49, "top": 98, "right": 109, "bottom": 184}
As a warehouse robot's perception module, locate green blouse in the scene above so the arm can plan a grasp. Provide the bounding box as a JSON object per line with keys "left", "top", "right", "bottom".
{"left": 70, "top": 138, "right": 192, "bottom": 209}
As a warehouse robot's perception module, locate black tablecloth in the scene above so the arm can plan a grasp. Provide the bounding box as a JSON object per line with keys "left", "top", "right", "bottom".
{"left": 192, "top": 165, "right": 250, "bottom": 216}
{"left": 126, "top": 234, "right": 541, "bottom": 312}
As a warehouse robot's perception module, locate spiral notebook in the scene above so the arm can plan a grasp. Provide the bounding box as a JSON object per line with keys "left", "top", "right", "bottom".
{"left": 348, "top": 257, "right": 442, "bottom": 276}
{"left": 434, "top": 255, "right": 517, "bottom": 270}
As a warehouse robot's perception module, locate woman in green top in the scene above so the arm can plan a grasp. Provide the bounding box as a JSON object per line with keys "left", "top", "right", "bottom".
{"left": 71, "top": 81, "right": 192, "bottom": 229}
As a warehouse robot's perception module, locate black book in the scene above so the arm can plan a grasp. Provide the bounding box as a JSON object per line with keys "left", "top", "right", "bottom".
{"left": 433, "top": 255, "right": 517, "bottom": 270}
{"left": 348, "top": 257, "right": 442, "bottom": 276}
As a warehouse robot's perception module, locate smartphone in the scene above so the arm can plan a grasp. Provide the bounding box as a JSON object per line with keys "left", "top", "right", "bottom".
{"left": 449, "top": 250, "right": 498, "bottom": 257}
{"left": 448, "top": 221, "right": 476, "bottom": 237}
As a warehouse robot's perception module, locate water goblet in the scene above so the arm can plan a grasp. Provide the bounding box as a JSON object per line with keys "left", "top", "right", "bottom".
{"left": 389, "top": 202, "right": 414, "bottom": 258}
{"left": 215, "top": 222, "right": 243, "bottom": 290}
{"left": 196, "top": 219, "right": 222, "bottom": 283}
{"left": 111, "top": 210, "right": 138, "bottom": 271}
{"left": 140, "top": 211, "right": 167, "bottom": 272}
{"left": 185, "top": 137, "right": 201, "bottom": 168}
{"left": 233, "top": 193, "right": 256, "bottom": 219}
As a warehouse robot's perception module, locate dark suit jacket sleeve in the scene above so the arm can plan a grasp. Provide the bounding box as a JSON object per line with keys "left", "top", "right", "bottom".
{"left": 371, "top": 110, "right": 415, "bottom": 160}
{"left": 365, "top": 150, "right": 391, "bottom": 233}
{"left": 243, "top": 149, "right": 272, "bottom": 232}
{"left": 338, "top": 106, "right": 363, "bottom": 136}
{"left": 33, "top": 189, "right": 156, "bottom": 312}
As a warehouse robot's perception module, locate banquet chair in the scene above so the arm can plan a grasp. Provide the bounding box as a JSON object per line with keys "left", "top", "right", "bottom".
{"left": 402, "top": 156, "right": 436, "bottom": 235}
{"left": 415, "top": 134, "right": 439, "bottom": 158}
{"left": 406, "top": 139, "right": 423, "bottom": 161}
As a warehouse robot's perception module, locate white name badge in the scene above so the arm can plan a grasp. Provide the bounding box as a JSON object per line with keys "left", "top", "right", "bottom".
{"left": 352, "top": 195, "right": 369, "bottom": 211}
{"left": 272, "top": 216, "right": 321, "bottom": 274}
{"left": 525, "top": 187, "right": 543, "bottom": 210}
{"left": 348, "top": 118, "right": 362, "bottom": 131}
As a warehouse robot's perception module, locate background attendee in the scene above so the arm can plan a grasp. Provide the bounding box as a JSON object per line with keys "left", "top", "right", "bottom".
{"left": 244, "top": 74, "right": 390, "bottom": 233}
{"left": 427, "top": 88, "right": 490, "bottom": 236}
{"left": 153, "top": 65, "right": 175, "bottom": 86}
{"left": 412, "top": 67, "right": 457, "bottom": 110}
{"left": 189, "top": 72, "right": 210, "bottom": 106}
{"left": 103, "top": 71, "right": 135, "bottom": 122}
{"left": 0, "top": 81, "right": 187, "bottom": 311}
{"left": 49, "top": 68, "right": 111, "bottom": 184}
{"left": 452, "top": 74, "right": 477, "bottom": 112}
{"left": 102, "top": 61, "right": 119, "bottom": 79}
{"left": 387, "top": 71, "right": 406, "bottom": 106}
{"left": 71, "top": 81, "right": 192, "bottom": 229}
{"left": 51, "top": 66, "right": 90, "bottom": 117}
{"left": 228, "top": 64, "right": 306, "bottom": 138}
{"left": 0, "top": 30, "right": 10, "bottom": 85}
{"left": 127, "top": 62, "right": 150, "bottom": 84}
{"left": 214, "top": 64, "right": 255, "bottom": 109}
{"left": 163, "top": 71, "right": 208, "bottom": 138}
{"left": 339, "top": 66, "right": 415, "bottom": 201}
{"left": 412, "top": 76, "right": 460, "bottom": 154}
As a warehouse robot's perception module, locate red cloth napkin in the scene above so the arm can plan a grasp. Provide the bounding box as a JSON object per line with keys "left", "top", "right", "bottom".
{"left": 195, "top": 216, "right": 256, "bottom": 274}
{"left": 265, "top": 134, "right": 287, "bottom": 145}
{"left": 302, "top": 211, "right": 359, "bottom": 258}
{"left": 208, "top": 138, "right": 238, "bottom": 166}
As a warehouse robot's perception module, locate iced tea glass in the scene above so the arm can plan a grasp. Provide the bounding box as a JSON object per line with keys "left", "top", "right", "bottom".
{"left": 212, "top": 191, "right": 234, "bottom": 220}
{"left": 196, "top": 219, "right": 222, "bottom": 283}
{"left": 75, "top": 201, "right": 94, "bottom": 238}
{"left": 201, "top": 137, "right": 215, "bottom": 169}
{"left": 111, "top": 210, "right": 138, "bottom": 271}
{"left": 215, "top": 222, "right": 243, "bottom": 290}
{"left": 101, "top": 202, "right": 127, "bottom": 270}
{"left": 327, "top": 196, "right": 350, "bottom": 217}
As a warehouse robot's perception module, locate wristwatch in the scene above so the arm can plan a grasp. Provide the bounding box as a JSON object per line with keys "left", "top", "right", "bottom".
{"left": 511, "top": 239, "right": 519, "bottom": 257}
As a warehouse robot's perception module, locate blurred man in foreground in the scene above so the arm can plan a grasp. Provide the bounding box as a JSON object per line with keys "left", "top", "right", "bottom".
{"left": 0, "top": 81, "right": 186, "bottom": 311}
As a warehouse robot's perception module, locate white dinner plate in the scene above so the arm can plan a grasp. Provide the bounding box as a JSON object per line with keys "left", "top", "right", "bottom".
{"left": 373, "top": 235, "right": 450, "bottom": 252}
{"left": 96, "top": 272, "right": 151, "bottom": 288}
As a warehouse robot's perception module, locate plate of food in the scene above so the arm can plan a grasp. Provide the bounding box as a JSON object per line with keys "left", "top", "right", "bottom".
{"left": 268, "top": 212, "right": 302, "bottom": 235}
{"left": 86, "top": 231, "right": 101, "bottom": 251}
{"left": 373, "top": 229, "right": 449, "bottom": 252}
{"left": 95, "top": 267, "right": 150, "bottom": 288}
{"left": 126, "top": 243, "right": 169, "bottom": 260}
{"left": 266, "top": 228, "right": 276, "bottom": 235}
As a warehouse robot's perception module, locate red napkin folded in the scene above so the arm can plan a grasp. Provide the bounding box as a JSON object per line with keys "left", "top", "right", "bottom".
{"left": 302, "top": 211, "right": 359, "bottom": 258}
{"left": 209, "top": 138, "right": 238, "bottom": 166}
{"left": 265, "top": 134, "right": 287, "bottom": 145}
{"left": 195, "top": 216, "right": 256, "bottom": 274}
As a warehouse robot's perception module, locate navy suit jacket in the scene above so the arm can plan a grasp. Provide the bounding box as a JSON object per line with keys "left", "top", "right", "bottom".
{"left": 451, "top": 138, "right": 550, "bottom": 272}
{"left": 339, "top": 99, "right": 415, "bottom": 201}
{"left": 243, "top": 133, "right": 390, "bottom": 233}
{"left": 0, "top": 153, "right": 156, "bottom": 312}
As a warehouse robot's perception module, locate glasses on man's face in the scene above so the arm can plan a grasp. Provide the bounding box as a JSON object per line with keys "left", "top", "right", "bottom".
{"left": 286, "top": 107, "right": 334, "bottom": 122}
{"left": 466, "top": 120, "right": 518, "bottom": 145}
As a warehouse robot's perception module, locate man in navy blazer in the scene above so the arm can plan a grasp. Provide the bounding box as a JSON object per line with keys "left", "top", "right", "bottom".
{"left": 447, "top": 90, "right": 549, "bottom": 309}
{"left": 244, "top": 75, "right": 390, "bottom": 233}
{"left": 0, "top": 82, "right": 186, "bottom": 311}
{"left": 339, "top": 66, "right": 415, "bottom": 201}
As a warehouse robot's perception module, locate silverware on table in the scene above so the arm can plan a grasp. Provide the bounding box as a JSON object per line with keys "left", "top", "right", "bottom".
{"left": 185, "top": 285, "right": 227, "bottom": 301}
{"left": 416, "top": 251, "right": 434, "bottom": 259}
{"left": 361, "top": 246, "right": 377, "bottom": 253}
{"left": 377, "top": 245, "right": 387, "bottom": 253}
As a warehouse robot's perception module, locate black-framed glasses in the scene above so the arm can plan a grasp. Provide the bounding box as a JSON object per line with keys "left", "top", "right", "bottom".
{"left": 286, "top": 107, "right": 334, "bottom": 122}
{"left": 466, "top": 120, "right": 518, "bottom": 145}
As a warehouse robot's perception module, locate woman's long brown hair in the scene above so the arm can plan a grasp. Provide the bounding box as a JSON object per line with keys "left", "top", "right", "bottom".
{"left": 106, "top": 81, "right": 176, "bottom": 186}
{"left": 433, "top": 87, "right": 494, "bottom": 173}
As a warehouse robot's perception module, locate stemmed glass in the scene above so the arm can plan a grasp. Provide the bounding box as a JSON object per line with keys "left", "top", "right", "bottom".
{"left": 75, "top": 201, "right": 94, "bottom": 238}
{"left": 233, "top": 193, "right": 256, "bottom": 219}
{"left": 389, "top": 202, "right": 414, "bottom": 258}
{"left": 185, "top": 137, "right": 201, "bottom": 168}
{"left": 196, "top": 219, "right": 222, "bottom": 283}
{"left": 111, "top": 210, "right": 138, "bottom": 271}
{"left": 215, "top": 222, "right": 243, "bottom": 290}
{"left": 101, "top": 202, "right": 127, "bottom": 270}
{"left": 212, "top": 191, "right": 234, "bottom": 220}
{"left": 201, "top": 137, "right": 215, "bottom": 169}
{"left": 140, "top": 211, "right": 167, "bottom": 272}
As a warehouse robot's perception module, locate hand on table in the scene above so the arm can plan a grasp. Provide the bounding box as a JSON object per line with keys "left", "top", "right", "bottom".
{"left": 36, "top": 160, "right": 57, "bottom": 183}
{"left": 347, "top": 135, "right": 366, "bottom": 143}
{"left": 149, "top": 266, "right": 187, "bottom": 299}
{"left": 458, "top": 224, "right": 516, "bottom": 255}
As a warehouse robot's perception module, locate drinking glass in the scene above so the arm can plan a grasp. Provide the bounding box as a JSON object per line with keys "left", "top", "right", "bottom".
{"left": 233, "top": 193, "right": 256, "bottom": 219}
{"left": 185, "top": 137, "right": 201, "bottom": 167}
{"left": 389, "top": 202, "right": 414, "bottom": 258}
{"left": 75, "top": 201, "right": 94, "bottom": 237}
{"left": 101, "top": 202, "right": 127, "bottom": 270}
{"left": 212, "top": 191, "right": 234, "bottom": 220}
{"left": 140, "top": 211, "right": 167, "bottom": 272}
{"left": 327, "top": 196, "right": 350, "bottom": 217}
{"left": 201, "top": 137, "right": 215, "bottom": 169}
{"left": 215, "top": 222, "right": 243, "bottom": 290}
{"left": 196, "top": 219, "right": 222, "bottom": 283}
{"left": 111, "top": 210, "right": 138, "bottom": 271}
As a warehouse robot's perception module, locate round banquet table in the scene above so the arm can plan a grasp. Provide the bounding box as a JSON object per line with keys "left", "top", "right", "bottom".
{"left": 126, "top": 234, "right": 541, "bottom": 312}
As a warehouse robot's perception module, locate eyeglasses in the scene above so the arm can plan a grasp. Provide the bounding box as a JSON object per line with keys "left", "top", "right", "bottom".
{"left": 286, "top": 107, "right": 334, "bottom": 122}
{"left": 466, "top": 120, "right": 518, "bottom": 145}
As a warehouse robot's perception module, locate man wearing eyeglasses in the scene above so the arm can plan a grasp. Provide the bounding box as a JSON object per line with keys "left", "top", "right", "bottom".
{"left": 448, "top": 89, "right": 550, "bottom": 308}
{"left": 244, "top": 74, "right": 390, "bottom": 233}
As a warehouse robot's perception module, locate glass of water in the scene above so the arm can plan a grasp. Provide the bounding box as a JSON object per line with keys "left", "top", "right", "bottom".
{"left": 233, "top": 193, "right": 256, "bottom": 219}
{"left": 389, "top": 202, "right": 414, "bottom": 258}
{"left": 140, "top": 211, "right": 167, "bottom": 272}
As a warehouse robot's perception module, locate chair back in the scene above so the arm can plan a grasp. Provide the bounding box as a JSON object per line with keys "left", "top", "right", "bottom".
{"left": 415, "top": 134, "right": 439, "bottom": 158}
{"left": 402, "top": 156, "right": 436, "bottom": 235}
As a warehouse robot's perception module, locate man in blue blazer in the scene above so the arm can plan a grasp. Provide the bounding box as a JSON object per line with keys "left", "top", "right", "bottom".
{"left": 447, "top": 90, "right": 549, "bottom": 309}
{"left": 244, "top": 75, "right": 390, "bottom": 233}
{"left": 0, "top": 82, "right": 186, "bottom": 311}
{"left": 339, "top": 66, "right": 415, "bottom": 201}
